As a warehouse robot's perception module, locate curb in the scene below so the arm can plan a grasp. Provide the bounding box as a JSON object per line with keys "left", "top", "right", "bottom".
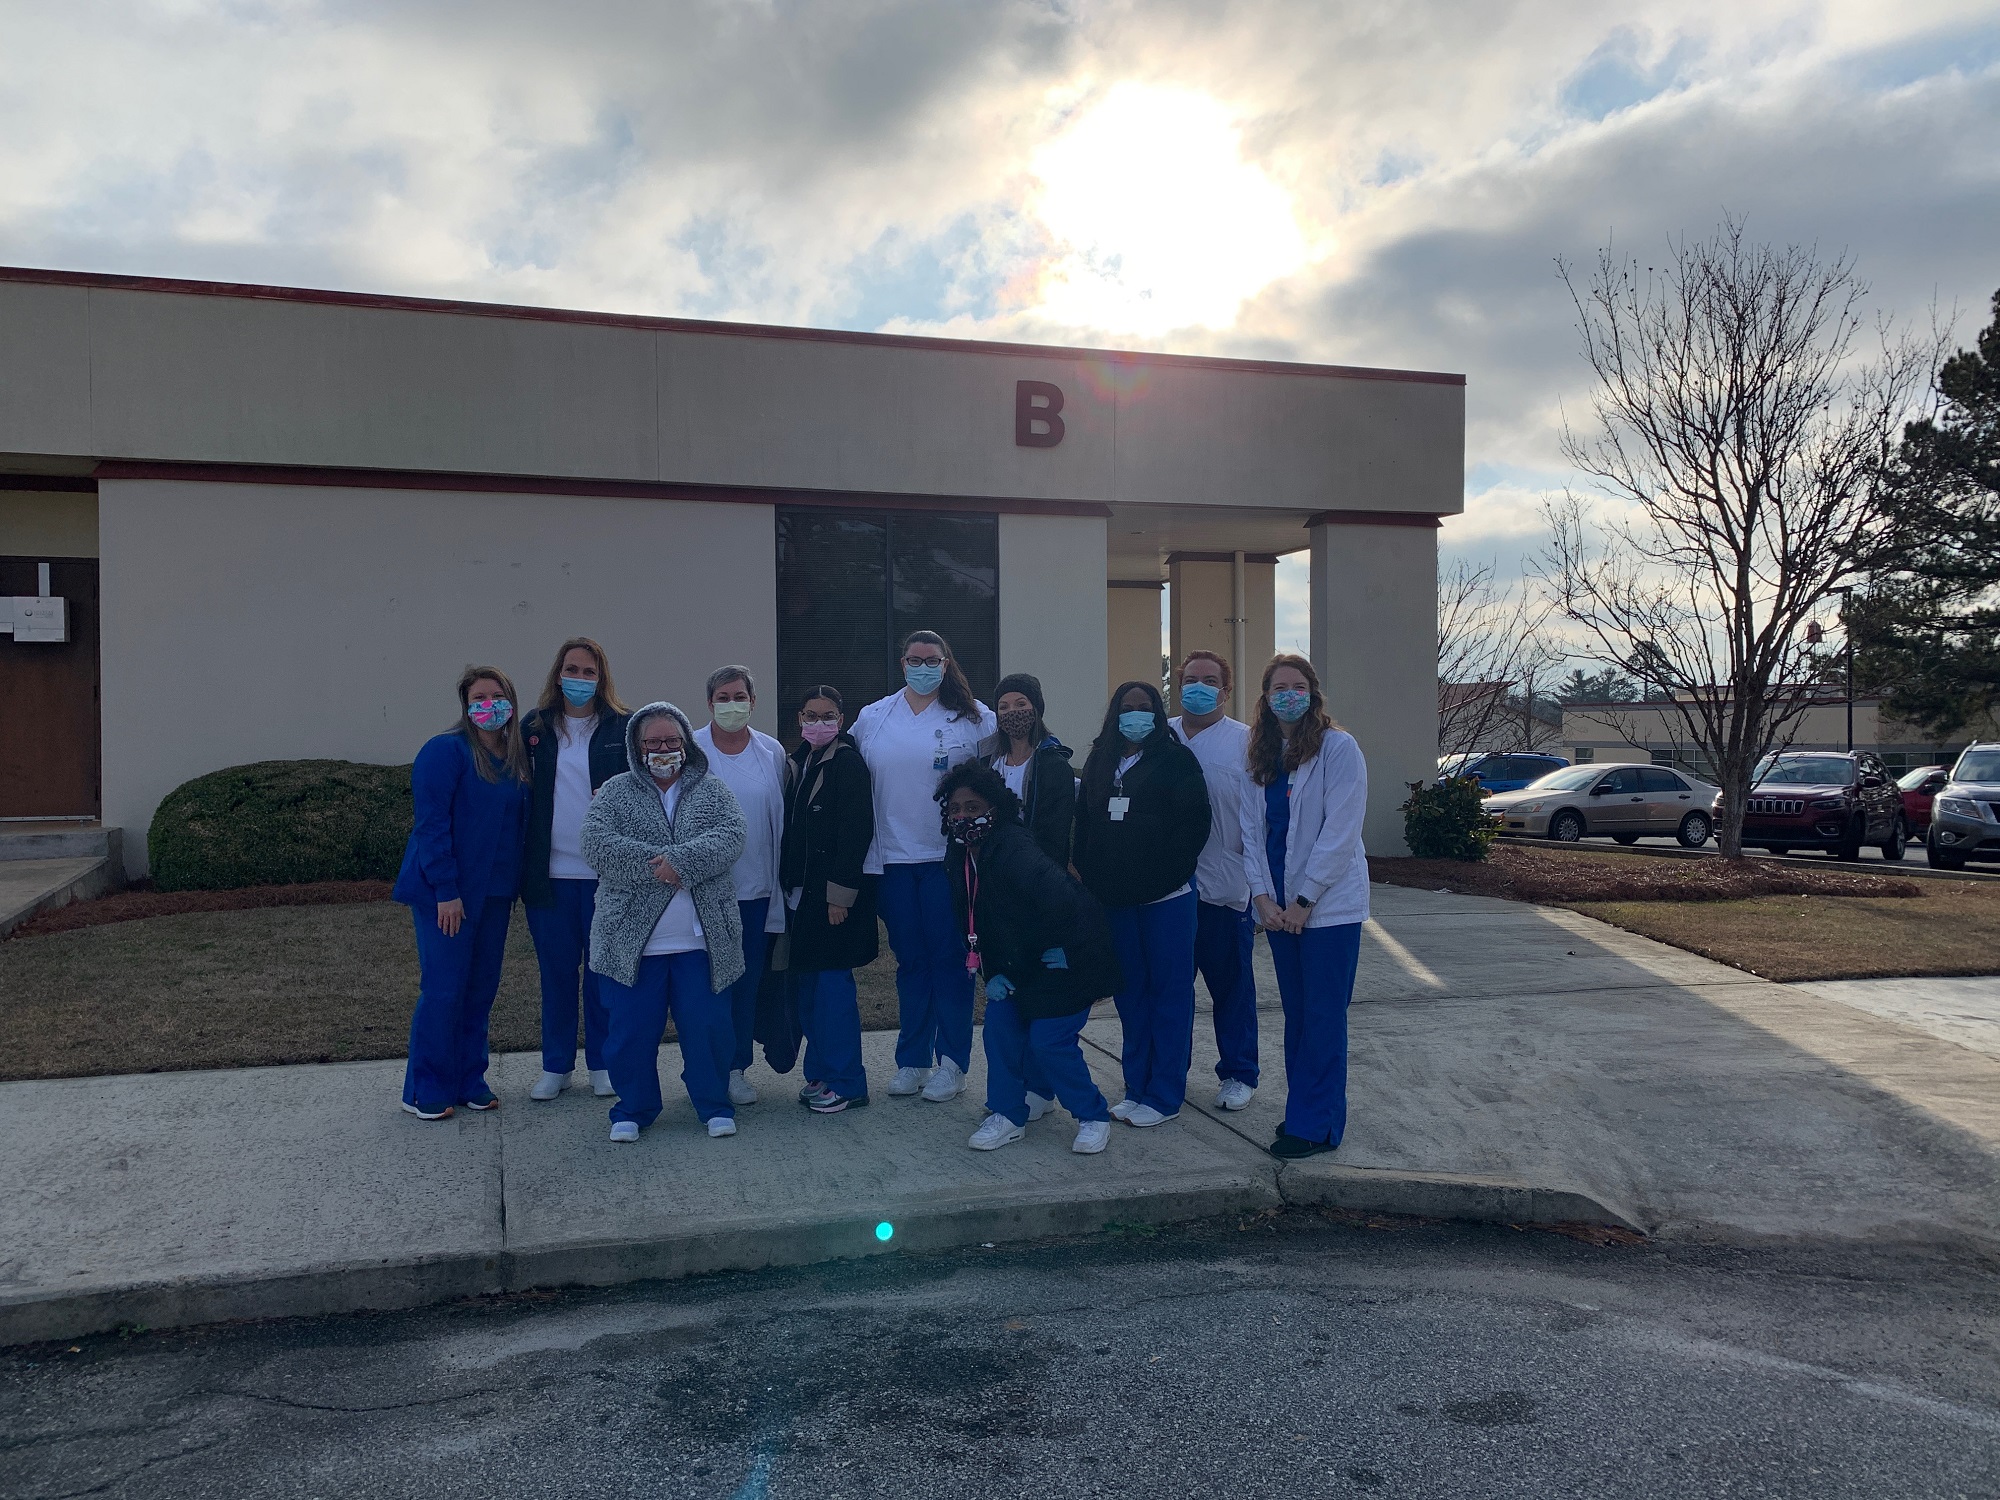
{"left": 1275, "top": 1160, "right": 1644, "bottom": 1231}
{"left": 0, "top": 856, "right": 119, "bottom": 940}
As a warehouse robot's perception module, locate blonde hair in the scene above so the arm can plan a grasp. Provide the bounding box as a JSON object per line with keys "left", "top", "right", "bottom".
{"left": 455, "top": 664, "right": 531, "bottom": 783}
{"left": 535, "top": 636, "right": 628, "bottom": 725}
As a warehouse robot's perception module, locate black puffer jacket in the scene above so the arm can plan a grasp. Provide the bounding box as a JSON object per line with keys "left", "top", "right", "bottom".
{"left": 1072, "top": 732, "right": 1211, "bottom": 909}
{"left": 778, "top": 734, "right": 879, "bottom": 973}
{"left": 946, "top": 819, "right": 1121, "bottom": 1021}
{"left": 520, "top": 707, "right": 631, "bottom": 908}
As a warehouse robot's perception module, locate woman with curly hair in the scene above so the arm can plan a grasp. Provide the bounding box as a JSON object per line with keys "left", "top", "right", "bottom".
{"left": 1238, "top": 654, "right": 1370, "bottom": 1160}
{"left": 938, "top": 761, "right": 1120, "bottom": 1154}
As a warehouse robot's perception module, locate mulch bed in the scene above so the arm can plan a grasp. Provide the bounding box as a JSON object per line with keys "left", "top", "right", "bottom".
{"left": 12, "top": 880, "right": 393, "bottom": 938}
{"left": 1367, "top": 844, "right": 1923, "bottom": 904}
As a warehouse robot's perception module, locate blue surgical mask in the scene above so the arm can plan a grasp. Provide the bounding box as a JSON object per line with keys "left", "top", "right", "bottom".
{"left": 1118, "top": 710, "right": 1156, "bottom": 743}
{"left": 1270, "top": 689, "right": 1311, "bottom": 724}
{"left": 905, "top": 662, "right": 945, "bottom": 695}
{"left": 1180, "top": 682, "right": 1221, "bottom": 716}
{"left": 560, "top": 676, "right": 596, "bottom": 708}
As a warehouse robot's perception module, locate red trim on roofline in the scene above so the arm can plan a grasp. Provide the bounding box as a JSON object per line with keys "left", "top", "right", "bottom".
{"left": 90, "top": 458, "right": 1116, "bottom": 519}
{"left": 1, "top": 265, "right": 1466, "bottom": 387}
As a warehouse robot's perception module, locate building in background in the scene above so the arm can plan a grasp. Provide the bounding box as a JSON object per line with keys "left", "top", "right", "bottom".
{"left": 1562, "top": 695, "right": 1999, "bottom": 778}
{"left": 0, "top": 267, "right": 1462, "bottom": 875}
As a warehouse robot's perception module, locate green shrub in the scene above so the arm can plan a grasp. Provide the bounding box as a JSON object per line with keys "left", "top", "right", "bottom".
{"left": 149, "top": 760, "right": 414, "bottom": 891}
{"left": 1400, "top": 777, "right": 1501, "bottom": 861}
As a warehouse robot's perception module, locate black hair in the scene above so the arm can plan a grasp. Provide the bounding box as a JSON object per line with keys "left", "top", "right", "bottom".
{"left": 799, "top": 683, "right": 844, "bottom": 713}
{"left": 992, "top": 671, "right": 1049, "bottom": 747}
{"left": 902, "top": 629, "right": 977, "bottom": 720}
{"left": 1081, "top": 680, "right": 1173, "bottom": 803}
{"left": 934, "top": 760, "right": 1021, "bottom": 824}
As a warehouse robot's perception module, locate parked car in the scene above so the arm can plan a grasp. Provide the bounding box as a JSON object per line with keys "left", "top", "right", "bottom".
{"left": 1740, "top": 750, "right": 1906, "bottom": 861}
{"left": 1438, "top": 751, "right": 1570, "bottom": 794}
{"left": 1483, "top": 762, "right": 1721, "bottom": 847}
{"left": 1926, "top": 742, "right": 2000, "bottom": 870}
{"left": 1898, "top": 765, "right": 1949, "bottom": 836}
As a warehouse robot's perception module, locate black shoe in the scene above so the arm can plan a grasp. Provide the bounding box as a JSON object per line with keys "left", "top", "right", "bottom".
{"left": 1269, "top": 1132, "right": 1337, "bottom": 1161}
{"left": 797, "top": 1080, "right": 825, "bottom": 1104}
{"left": 809, "top": 1092, "right": 870, "bottom": 1115}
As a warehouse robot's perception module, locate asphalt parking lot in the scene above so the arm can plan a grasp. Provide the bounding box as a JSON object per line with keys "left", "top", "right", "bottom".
{"left": 1497, "top": 833, "right": 2000, "bottom": 880}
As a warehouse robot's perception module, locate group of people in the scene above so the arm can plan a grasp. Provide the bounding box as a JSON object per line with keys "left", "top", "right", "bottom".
{"left": 393, "top": 629, "right": 1368, "bottom": 1161}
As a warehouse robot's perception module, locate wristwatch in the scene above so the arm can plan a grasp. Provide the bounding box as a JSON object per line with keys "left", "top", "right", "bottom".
{"left": 1293, "top": 895, "right": 1314, "bottom": 910}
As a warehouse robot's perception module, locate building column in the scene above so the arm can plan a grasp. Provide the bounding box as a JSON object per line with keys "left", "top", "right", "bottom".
{"left": 1168, "top": 552, "right": 1276, "bottom": 719}
{"left": 1106, "top": 580, "right": 1164, "bottom": 702}
{"left": 1308, "top": 513, "right": 1439, "bottom": 857}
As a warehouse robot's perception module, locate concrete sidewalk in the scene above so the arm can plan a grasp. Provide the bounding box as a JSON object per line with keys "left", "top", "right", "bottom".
{"left": 4, "top": 886, "right": 1997, "bottom": 1345}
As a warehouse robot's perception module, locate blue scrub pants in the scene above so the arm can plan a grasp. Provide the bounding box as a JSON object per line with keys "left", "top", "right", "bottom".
{"left": 1107, "top": 891, "right": 1198, "bottom": 1115}
{"left": 983, "top": 996, "right": 1109, "bottom": 1127}
{"left": 795, "top": 968, "right": 868, "bottom": 1099}
{"left": 524, "top": 878, "right": 609, "bottom": 1077}
{"left": 404, "top": 896, "right": 513, "bottom": 1112}
{"left": 599, "top": 950, "right": 734, "bottom": 1129}
{"left": 1267, "top": 921, "right": 1362, "bottom": 1146}
{"left": 878, "top": 861, "right": 975, "bottom": 1073}
{"left": 1194, "top": 898, "right": 1259, "bottom": 1087}
{"left": 726, "top": 897, "right": 773, "bottom": 1072}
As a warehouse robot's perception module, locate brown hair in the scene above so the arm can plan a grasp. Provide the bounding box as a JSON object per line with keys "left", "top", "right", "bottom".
{"left": 535, "top": 636, "right": 628, "bottom": 726}
{"left": 455, "top": 665, "right": 531, "bottom": 783}
{"left": 1247, "top": 653, "right": 1337, "bottom": 786}
{"left": 902, "top": 629, "right": 977, "bottom": 720}
{"left": 1180, "top": 649, "right": 1233, "bottom": 693}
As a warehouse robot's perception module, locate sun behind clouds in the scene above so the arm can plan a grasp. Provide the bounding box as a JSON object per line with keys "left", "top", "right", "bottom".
{"left": 1027, "top": 82, "right": 1313, "bottom": 337}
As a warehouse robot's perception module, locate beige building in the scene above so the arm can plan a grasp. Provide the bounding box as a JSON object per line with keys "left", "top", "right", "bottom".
{"left": 1562, "top": 696, "right": 1992, "bottom": 778}
{"left": 0, "top": 267, "right": 1463, "bottom": 875}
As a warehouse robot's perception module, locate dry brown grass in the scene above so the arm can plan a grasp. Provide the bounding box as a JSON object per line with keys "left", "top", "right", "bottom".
{"left": 1572, "top": 884, "right": 2000, "bottom": 982}
{"left": 1369, "top": 844, "right": 1922, "bottom": 903}
{"left": 0, "top": 901, "right": 903, "bottom": 1082}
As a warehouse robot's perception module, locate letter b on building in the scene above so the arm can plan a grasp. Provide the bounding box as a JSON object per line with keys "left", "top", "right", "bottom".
{"left": 1015, "top": 380, "right": 1065, "bottom": 448}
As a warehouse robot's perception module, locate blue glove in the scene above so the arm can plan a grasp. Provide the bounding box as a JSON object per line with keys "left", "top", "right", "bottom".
{"left": 1040, "top": 947, "right": 1069, "bottom": 970}
{"left": 986, "top": 974, "right": 1015, "bottom": 1002}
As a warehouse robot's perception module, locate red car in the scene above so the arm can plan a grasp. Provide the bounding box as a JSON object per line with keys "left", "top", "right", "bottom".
{"left": 1899, "top": 765, "right": 1949, "bottom": 835}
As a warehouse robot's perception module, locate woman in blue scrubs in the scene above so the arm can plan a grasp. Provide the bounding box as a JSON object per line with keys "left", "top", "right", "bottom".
{"left": 393, "top": 666, "right": 532, "bottom": 1121}
{"left": 1238, "top": 654, "right": 1370, "bottom": 1160}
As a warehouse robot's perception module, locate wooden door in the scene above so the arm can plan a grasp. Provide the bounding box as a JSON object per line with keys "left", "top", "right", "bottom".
{"left": 0, "top": 557, "right": 101, "bottom": 817}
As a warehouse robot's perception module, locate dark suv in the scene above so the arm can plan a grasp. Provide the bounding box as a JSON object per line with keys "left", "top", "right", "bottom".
{"left": 1438, "top": 751, "right": 1569, "bottom": 794}
{"left": 1740, "top": 750, "right": 1907, "bottom": 861}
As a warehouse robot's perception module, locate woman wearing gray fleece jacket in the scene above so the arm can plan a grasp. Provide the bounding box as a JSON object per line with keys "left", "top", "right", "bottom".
{"left": 582, "top": 701, "right": 747, "bottom": 1142}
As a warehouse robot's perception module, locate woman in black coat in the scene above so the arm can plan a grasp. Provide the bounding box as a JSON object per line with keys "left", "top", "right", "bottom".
{"left": 940, "top": 762, "right": 1119, "bottom": 1155}
{"left": 1072, "top": 680, "right": 1211, "bottom": 1129}
{"left": 979, "top": 671, "right": 1077, "bottom": 865}
{"left": 781, "top": 686, "right": 879, "bottom": 1114}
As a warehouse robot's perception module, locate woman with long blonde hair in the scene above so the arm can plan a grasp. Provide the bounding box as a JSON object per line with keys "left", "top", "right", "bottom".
{"left": 1237, "top": 654, "right": 1370, "bottom": 1160}
{"left": 392, "top": 665, "right": 532, "bottom": 1120}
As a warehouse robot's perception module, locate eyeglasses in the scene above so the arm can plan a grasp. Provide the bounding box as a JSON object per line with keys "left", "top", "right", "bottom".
{"left": 800, "top": 713, "right": 842, "bottom": 725}
{"left": 902, "top": 655, "right": 945, "bottom": 669}
{"left": 638, "top": 738, "right": 681, "bottom": 752}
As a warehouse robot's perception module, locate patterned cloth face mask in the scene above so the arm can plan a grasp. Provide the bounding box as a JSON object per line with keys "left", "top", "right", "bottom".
{"left": 646, "top": 751, "right": 685, "bottom": 778}
{"left": 468, "top": 698, "right": 513, "bottom": 730}
{"left": 1269, "top": 689, "right": 1311, "bottom": 724}
{"left": 943, "top": 810, "right": 997, "bottom": 846}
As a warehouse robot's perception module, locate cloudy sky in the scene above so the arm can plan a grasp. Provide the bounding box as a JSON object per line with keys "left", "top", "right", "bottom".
{"left": 4, "top": 0, "right": 1997, "bottom": 651}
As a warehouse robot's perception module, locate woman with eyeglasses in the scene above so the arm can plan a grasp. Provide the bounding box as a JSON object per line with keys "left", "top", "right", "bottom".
{"left": 1071, "top": 680, "right": 1211, "bottom": 1129}
{"left": 1237, "top": 654, "right": 1369, "bottom": 1161}
{"left": 393, "top": 665, "right": 532, "bottom": 1122}
{"left": 939, "top": 762, "right": 1119, "bottom": 1155}
{"left": 850, "top": 630, "right": 997, "bottom": 1104}
{"left": 980, "top": 671, "right": 1077, "bottom": 866}
{"left": 520, "top": 636, "right": 631, "bottom": 1104}
{"left": 581, "top": 702, "right": 748, "bottom": 1142}
{"left": 780, "top": 686, "right": 879, "bottom": 1114}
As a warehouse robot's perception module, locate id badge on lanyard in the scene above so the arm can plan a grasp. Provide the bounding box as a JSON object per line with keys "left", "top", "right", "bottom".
{"left": 932, "top": 727, "right": 949, "bottom": 773}
{"left": 1109, "top": 772, "right": 1131, "bottom": 822}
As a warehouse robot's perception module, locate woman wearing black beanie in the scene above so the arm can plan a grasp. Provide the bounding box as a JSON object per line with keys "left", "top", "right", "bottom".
{"left": 978, "top": 672, "right": 1078, "bottom": 866}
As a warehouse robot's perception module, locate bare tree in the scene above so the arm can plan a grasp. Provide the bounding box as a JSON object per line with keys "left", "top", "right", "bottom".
{"left": 1542, "top": 220, "right": 1934, "bottom": 856}
{"left": 1437, "top": 559, "right": 1558, "bottom": 759}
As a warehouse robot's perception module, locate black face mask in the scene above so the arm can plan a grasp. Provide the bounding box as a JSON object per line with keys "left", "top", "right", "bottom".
{"left": 944, "top": 811, "right": 997, "bottom": 846}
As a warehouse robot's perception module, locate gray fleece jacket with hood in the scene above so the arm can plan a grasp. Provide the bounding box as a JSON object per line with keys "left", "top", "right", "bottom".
{"left": 580, "top": 701, "right": 747, "bottom": 992}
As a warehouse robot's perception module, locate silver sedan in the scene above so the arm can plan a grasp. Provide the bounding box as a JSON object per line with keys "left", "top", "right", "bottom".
{"left": 1483, "top": 762, "right": 1722, "bottom": 847}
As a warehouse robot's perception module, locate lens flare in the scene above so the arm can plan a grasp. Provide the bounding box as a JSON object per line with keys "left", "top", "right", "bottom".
{"left": 875, "top": 1221, "right": 894, "bottom": 1242}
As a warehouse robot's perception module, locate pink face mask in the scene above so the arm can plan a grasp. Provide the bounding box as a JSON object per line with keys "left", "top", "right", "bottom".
{"left": 799, "top": 719, "right": 839, "bottom": 746}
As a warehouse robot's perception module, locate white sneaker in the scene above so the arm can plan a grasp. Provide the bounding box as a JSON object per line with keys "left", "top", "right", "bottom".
{"left": 1110, "top": 1098, "right": 1139, "bottom": 1121}
{"left": 1072, "top": 1120, "right": 1111, "bottom": 1154}
{"left": 530, "top": 1071, "right": 567, "bottom": 1102}
{"left": 921, "top": 1058, "right": 966, "bottom": 1102}
{"left": 1124, "top": 1105, "right": 1179, "bottom": 1128}
{"left": 590, "top": 1070, "right": 615, "bottom": 1098}
{"left": 887, "top": 1066, "right": 930, "bottom": 1097}
{"left": 609, "top": 1121, "right": 639, "bottom": 1143}
{"left": 707, "top": 1116, "right": 737, "bottom": 1138}
{"left": 728, "top": 1069, "right": 760, "bottom": 1106}
{"left": 1025, "top": 1092, "right": 1055, "bottom": 1122}
{"left": 968, "top": 1113, "right": 1025, "bottom": 1150}
{"left": 1214, "top": 1079, "right": 1256, "bottom": 1112}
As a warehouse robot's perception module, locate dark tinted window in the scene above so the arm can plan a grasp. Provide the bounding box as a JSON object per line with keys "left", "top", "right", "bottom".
{"left": 1638, "top": 768, "right": 1687, "bottom": 792}
{"left": 1599, "top": 768, "right": 1641, "bottom": 793}
{"left": 775, "top": 508, "right": 997, "bottom": 746}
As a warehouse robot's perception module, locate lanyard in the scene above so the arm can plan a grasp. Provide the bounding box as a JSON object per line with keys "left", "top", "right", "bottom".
{"left": 962, "top": 852, "right": 982, "bottom": 973}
